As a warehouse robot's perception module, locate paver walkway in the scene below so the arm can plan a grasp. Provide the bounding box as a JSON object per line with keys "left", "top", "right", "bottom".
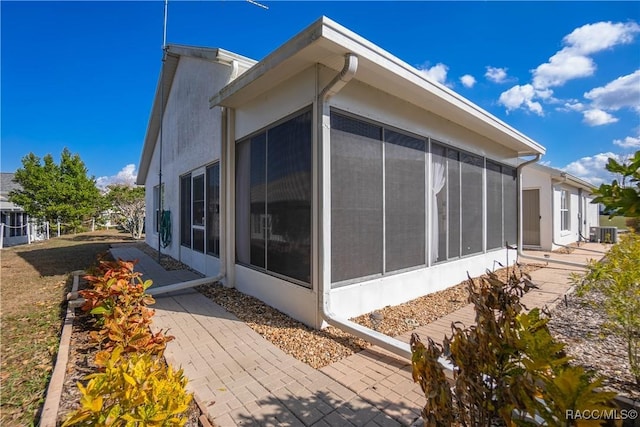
{"left": 110, "top": 242, "right": 610, "bottom": 427}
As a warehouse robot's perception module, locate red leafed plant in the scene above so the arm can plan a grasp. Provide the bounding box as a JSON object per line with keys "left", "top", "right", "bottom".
{"left": 79, "top": 259, "right": 173, "bottom": 359}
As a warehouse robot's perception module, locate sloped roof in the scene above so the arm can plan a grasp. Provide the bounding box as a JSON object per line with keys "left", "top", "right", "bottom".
{"left": 210, "top": 16, "right": 546, "bottom": 157}
{"left": 1, "top": 173, "right": 21, "bottom": 196}
{"left": 0, "top": 173, "right": 24, "bottom": 212}
{"left": 136, "top": 45, "right": 257, "bottom": 185}
{"left": 529, "top": 163, "right": 597, "bottom": 191}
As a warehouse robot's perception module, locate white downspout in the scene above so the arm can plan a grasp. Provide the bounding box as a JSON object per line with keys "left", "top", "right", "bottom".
{"left": 516, "top": 155, "right": 592, "bottom": 267}
{"left": 147, "top": 274, "right": 224, "bottom": 296}
{"left": 316, "top": 53, "right": 413, "bottom": 361}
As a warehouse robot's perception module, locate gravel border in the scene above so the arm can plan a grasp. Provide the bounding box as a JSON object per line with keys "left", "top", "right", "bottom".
{"left": 548, "top": 287, "right": 639, "bottom": 400}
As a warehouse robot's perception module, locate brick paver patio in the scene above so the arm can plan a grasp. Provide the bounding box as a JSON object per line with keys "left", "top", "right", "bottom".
{"left": 110, "top": 242, "right": 609, "bottom": 426}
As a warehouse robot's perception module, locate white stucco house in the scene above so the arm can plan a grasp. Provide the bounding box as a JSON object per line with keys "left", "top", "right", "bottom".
{"left": 1, "top": 173, "right": 30, "bottom": 247}
{"left": 521, "top": 163, "right": 599, "bottom": 251}
{"left": 137, "top": 17, "right": 546, "bottom": 330}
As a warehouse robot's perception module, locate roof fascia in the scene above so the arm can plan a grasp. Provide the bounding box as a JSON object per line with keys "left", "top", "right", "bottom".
{"left": 532, "top": 163, "right": 596, "bottom": 191}
{"left": 209, "top": 16, "right": 545, "bottom": 156}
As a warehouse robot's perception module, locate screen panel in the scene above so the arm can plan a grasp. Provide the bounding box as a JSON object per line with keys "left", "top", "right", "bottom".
{"left": 384, "top": 129, "right": 425, "bottom": 272}
{"left": 331, "top": 113, "right": 383, "bottom": 283}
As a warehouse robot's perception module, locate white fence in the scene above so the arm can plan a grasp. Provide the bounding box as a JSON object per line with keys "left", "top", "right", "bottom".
{"left": 0, "top": 221, "right": 50, "bottom": 249}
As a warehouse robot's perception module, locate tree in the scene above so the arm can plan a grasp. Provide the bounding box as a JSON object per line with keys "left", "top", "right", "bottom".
{"left": 106, "top": 184, "right": 146, "bottom": 240}
{"left": 9, "top": 148, "right": 104, "bottom": 232}
{"left": 592, "top": 150, "right": 640, "bottom": 218}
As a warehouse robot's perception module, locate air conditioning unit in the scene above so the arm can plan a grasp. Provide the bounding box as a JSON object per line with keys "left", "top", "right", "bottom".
{"left": 589, "top": 226, "right": 618, "bottom": 243}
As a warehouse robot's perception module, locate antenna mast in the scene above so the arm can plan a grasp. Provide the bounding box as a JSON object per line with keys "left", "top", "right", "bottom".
{"left": 158, "top": 0, "right": 168, "bottom": 262}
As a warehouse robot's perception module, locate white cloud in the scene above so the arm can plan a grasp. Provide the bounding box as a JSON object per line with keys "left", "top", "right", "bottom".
{"left": 96, "top": 164, "right": 138, "bottom": 190}
{"left": 460, "top": 74, "right": 476, "bottom": 88}
{"left": 582, "top": 108, "right": 619, "bottom": 126}
{"left": 533, "top": 53, "right": 595, "bottom": 89}
{"left": 498, "top": 84, "right": 544, "bottom": 115}
{"left": 559, "top": 101, "right": 585, "bottom": 112}
{"left": 584, "top": 70, "right": 640, "bottom": 113}
{"left": 418, "top": 63, "right": 449, "bottom": 85}
{"left": 564, "top": 21, "right": 640, "bottom": 55}
{"left": 533, "top": 21, "right": 640, "bottom": 90}
{"left": 613, "top": 134, "right": 640, "bottom": 149}
{"left": 485, "top": 66, "right": 508, "bottom": 83}
{"left": 497, "top": 21, "right": 639, "bottom": 116}
{"left": 562, "top": 152, "right": 625, "bottom": 186}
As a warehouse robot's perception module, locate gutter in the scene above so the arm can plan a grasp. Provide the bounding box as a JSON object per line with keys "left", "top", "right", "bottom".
{"left": 316, "top": 53, "right": 427, "bottom": 363}
{"left": 516, "top": 155, "right": 592, "bottom": 267}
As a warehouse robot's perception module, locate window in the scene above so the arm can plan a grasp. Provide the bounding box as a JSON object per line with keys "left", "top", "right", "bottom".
{"left": 485, "top": 162, "right": 518, "bottom": 250}
{"left": 180, "top": 174, "right": 191, "bottom": 247}
{"left": 206, "top": 163, "right": 220, "bottom": 257}
{"left": 461, "top": 153, "right": 483, "bottom": 256}
{"left": 192, "top": 175, "right": 205, "bottom": 227}
{"left": 433, "top": 142, "right": 515, "bottom": 261}
{"left": 560, "top": 189, "right": 570, "bottom": 231}
{"left": 192, "top": 175, "right": 205, "bottom": 253}
{"left": 384, "top": 130, "right": 425, "bottom": 272}
{"left": 331, "top": 112, "right": 426, "bottom": 283}
{"left": 330, "top": 111, "right": 517, "bottom": 284}
{"left": 331, "top": 113, "right": 383, "bottom": 282}
{"left": 446, "top": 148, "right": 461, "bottom": 260}
{"left": 236, "top": 109, "right": 312, "bottom": 285}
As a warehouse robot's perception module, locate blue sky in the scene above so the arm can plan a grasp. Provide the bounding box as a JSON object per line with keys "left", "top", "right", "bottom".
{"left": 2, "top": 1, "right": 639, "bottom": 187}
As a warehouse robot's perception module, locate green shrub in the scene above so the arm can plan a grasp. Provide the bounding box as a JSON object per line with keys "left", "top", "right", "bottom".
{"left": 411, "top": 268, "right": 616, "bottom": 426}
{"left": 62, "top": 346, "right": 192, "bottom": 426}
{"left": 575, "top": 233, "right": 640, "bottom": 384}
{"left": 625, "top": 217, "right": 640, "bottom": 233}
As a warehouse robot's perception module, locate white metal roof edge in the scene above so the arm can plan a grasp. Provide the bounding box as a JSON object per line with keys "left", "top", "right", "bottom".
{"left": 209, "top": 16, "right": 545, "bottom": 156}
{"left": 529, "top": 162, "right": 597, "bottom": 191}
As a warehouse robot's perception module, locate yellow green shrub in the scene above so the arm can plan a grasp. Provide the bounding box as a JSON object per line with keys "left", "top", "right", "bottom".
{"left": 62, "top": 347, "right": 192, "bottom": 427}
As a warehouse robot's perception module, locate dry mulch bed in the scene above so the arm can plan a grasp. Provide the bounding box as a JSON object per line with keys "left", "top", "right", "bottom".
{"left": 548, "top": 288, "right": 639, "bottom": 401}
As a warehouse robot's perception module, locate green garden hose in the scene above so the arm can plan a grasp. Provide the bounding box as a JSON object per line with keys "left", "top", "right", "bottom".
{"left": 159, "top": 210, "right": 172, "bottom": 248}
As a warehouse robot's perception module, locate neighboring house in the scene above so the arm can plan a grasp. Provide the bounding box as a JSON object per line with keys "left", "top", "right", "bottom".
{"left": 1, "top": 172, "right": 30, "bottom": 247}
{"left": 521, "top": 163, "right": 599, "bottom": 251}
{"left": 137, "top": 17, "right": 545, "bottom": 329}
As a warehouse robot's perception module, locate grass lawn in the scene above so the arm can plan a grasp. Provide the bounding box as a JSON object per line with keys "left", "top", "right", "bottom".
{"left": 599, "top": 215, "right": 631, "bottom": 230}
{"left": 0, "top": 230, "right": 135, "bottom": 426}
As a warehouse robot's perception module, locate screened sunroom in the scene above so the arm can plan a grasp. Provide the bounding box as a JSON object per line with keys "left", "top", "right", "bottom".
{"left": 207, "top": 16, "right": 544, "bottom": 329}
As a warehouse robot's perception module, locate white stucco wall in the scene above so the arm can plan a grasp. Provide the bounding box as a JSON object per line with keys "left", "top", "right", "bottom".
{"left": 144, "top": 56, "right": 235, "bottom": 275}
{"left": 522, "top": 165, "right": 598, "bottom": 251}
